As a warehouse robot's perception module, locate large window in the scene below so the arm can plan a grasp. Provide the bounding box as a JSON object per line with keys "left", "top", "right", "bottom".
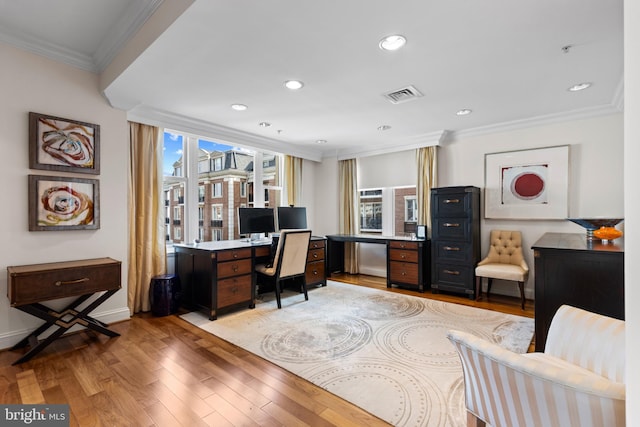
{"left": 163, "top": 130, "right": 282, "bottom": 246}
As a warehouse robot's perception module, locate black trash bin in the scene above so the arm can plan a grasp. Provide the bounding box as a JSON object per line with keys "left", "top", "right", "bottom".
{"left": 149, "top": 274, "right": 181, "bottom": 316}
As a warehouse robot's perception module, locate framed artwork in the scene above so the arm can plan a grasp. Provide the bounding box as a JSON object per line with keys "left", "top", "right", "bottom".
{"left": 29, "top": 112, "right": 100, "bottom": 174}
{"left": 29, "top": 175, "right": 100, "bottom": 231}
{"left": 484, "top": 145, "right": 569, "bottom": 219}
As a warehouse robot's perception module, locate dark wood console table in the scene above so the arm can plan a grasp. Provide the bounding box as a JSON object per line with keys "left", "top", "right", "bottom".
{"left": 7, "top": 257, "right": 122, "bottom": 365}
{"left": 326, "top": 234, "right": 431, "bottom": 292}
{"left": 532, "top": 233, "right": 624, "bottom": 351}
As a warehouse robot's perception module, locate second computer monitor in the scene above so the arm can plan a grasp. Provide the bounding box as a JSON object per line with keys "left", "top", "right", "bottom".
{"left": 277, "top": 206, "right": 307, "bottom": 230}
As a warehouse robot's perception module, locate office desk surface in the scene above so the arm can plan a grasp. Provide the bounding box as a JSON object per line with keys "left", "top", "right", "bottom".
{"left": 325, "top": 234, "right": 426, "bottom": 244}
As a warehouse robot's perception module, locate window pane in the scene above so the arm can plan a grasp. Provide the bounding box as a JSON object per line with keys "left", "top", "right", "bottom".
{"left": 163, "top": 132, "right": 184, "bottom": 177}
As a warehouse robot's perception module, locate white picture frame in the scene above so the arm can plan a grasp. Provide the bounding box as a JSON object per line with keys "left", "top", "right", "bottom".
{"left": 484, "top": 145, "right": 569, "bottom": 219}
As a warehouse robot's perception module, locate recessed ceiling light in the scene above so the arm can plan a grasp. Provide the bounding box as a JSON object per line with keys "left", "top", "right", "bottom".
{"left": 231, "top": 104, "right": 247, "bottom": 111}
{"left": 379, "top": 35, "right": 406, "bottom": 51}
{"left": 568, "top": 82, "right": 592, "bottom": 92}
{"left": 377, "top": 125, "right": 392, "bottom": 131}
{"left": 456, "top": 109, "right": 472, "bottom": 116}
{"left": 284, "top": 80, "right": 304, "bottom": 90}
{"left": 259, "top": 122, "right": 271, "bottom": 127}
{"left": 315, "top": 139, "right": 327, "bottom": 144}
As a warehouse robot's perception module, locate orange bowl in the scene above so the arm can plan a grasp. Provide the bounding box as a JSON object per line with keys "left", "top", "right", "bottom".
{"left": 593, "top": 226, "right": 623, "bottom": 240}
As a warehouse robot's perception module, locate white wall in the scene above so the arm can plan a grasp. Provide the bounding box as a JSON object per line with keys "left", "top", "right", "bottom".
{"left": 317, "top": 112, "right": 625, "bottom": 300}
{"left": 624, "top": 0, "right": 639, "bottom": 422}
{"left": 0, "top": 43, "right": 130, "bottom": 349}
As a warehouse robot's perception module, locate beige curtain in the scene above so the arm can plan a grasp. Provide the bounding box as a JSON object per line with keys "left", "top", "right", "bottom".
{"left": 128, "top": 122, "right": 166, "bottom": 314}
{"left": 284, "top": 155, "right": 303, "bottom": 206}
{"left": 339, "top": 158, "right": 359, "bottom": 273}
{"left": 416, "top": 146, "right": 438, "bottom": 235}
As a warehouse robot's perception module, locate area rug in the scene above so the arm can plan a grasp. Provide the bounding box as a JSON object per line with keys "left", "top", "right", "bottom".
{"left": 181, "top": 280, "right": 534, "bottom": 427}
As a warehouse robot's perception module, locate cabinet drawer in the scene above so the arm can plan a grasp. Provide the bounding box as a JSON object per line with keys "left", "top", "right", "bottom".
{"left": 432, "top": 218, "right": 471, "bottom": 241}
{"left": 433, "top": 193, "right": 469, "bottom": 217}
{"left": 432, "top": 263, "right": 473, "bottom": 288}
{"left": 254, "top": 245, "right": 271, "bottom": 258}
{"left": 389, "top": 261, "right": 419, "bottom": 285}
{"left": 217, "top": 275, "right": 252, "bottom": 307}
{"left": 307, "top": 247, "right": 325, "bottom": 262}
{"left": 433, "top": 240, "right": 473, "bottom": 263}
{"left": 217, "top": 248, "right": 252, "bottom": 262}
{"left": 217, "top": 258, "right": 252, "bottom": 279}
{"left": 309, "top": 240, "right": 325, "bottom": 250}
{"left": 306, "top": 260, "right": 325, "bottom": 284}
{"left": 8, "top": 258, "right": 121, "bottom": 306}
{"left": 389, "top": 240, "right": 419, "bottom": 250}
{"left": 389, "top": 249, "right": 419, "bottom": 263}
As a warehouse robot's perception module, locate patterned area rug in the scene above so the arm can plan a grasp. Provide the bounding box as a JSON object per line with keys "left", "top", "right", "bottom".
{"left": 181, "top": 281, "right": 534, "bottom": 427}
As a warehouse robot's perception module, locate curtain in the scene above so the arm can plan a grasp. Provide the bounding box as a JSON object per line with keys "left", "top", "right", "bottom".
{"left": 284, "top": 155, "right": 303, "bottom": 206}
{"left": 128, "top": 122, "right": 166, "bottom": 314}
{"left": 339, "top": 158, "right": 359, "bottom": 273}
{"left": 416, "top": 146, "right": 438, "bottom": 235}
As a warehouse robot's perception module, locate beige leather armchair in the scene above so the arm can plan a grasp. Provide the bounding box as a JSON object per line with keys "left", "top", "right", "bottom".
{"left": 475, "top": 230, "right": 528, "bottom": 309}
{"left": 448, "top": 305, "right": 625, "bottom": 427}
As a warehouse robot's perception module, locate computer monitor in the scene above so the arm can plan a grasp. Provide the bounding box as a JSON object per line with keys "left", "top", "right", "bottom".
{"left": 277, "top": 206, "right": 307, "bottom": 230}
{"left": 238, "top": 207, "right": 275, "bottom": 238}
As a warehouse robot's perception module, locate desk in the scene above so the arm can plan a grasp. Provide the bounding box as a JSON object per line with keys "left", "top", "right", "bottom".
{"left": 7, "top": 257, "right": 122, "bottom": 365}
{"left": 532, "top": 232, "right": 624, "bottom": 351}
{"left": 175, "top": 237, "right": 326, "bottom": 320}
{"left": 326, "top": 234, "right": 431, "bottom": 292}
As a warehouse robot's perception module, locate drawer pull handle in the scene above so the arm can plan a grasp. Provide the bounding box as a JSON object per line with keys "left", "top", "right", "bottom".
{"left": 401, "top": 254, "right": 406, "bottom": 259}
{"left": 443, "top": 199, "right": 460, "bottom": 204}
{"left": 55, "top": 277, "right": 90, "bottom": 287}
{"left": 231, "top": 286, "right": 238, "bottom": 294}
{"left": 443, "top": 246, "right": 460, "bottom": 251}
{"left": 232, "top": 265, "right": 238, "bottom": 272}
{"left": 401, "top": 272, "right": 406, "bottom": 276}
{"left": 313, "top": 253, "right": 318, "bottom": 258}
{"left": 443, "top": 223, "right": 460, "bottom": 227}
{"left": 443, "top": 269, "right": 460, "bottom": 275}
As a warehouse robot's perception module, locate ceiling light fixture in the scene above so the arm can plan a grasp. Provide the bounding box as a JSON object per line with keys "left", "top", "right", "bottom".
{"left": 284, "top": 80, "right": 304, "bottom": 90}
{"left": 379, "top": 34, "right": 406, "bottom": 51}
{"left": 568, "top": 82, "right": 592, "bottom": 92}
{"left": 377, "top": 125, "right": 392, "bottom": 131}
{"left": 259, "top": 122, "right": 271, "bottom": 127}
{"left": 456, "top": 109, "right": 472, "bottom": 116}
{"left": 231, "top": 104, "right": 247, "bottom": 111}
{"left": 315, "top": 139, "right": 327, "bottom": 144}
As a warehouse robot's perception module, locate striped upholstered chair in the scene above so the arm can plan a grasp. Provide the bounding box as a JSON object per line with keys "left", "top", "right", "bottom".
{"left": 448, "top": 305, "right": 625, "bottom": 427}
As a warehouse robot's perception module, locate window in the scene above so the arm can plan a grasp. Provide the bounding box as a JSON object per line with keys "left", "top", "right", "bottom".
{"left": 405, "top": 196, "right": 417, "bottom": 222}
{"left": 213, "top": 157, "right": 223, "bottom": 171}
{"left": 359, "top": 189, "right": 383, "bottom": 232}
{"left": 163, "top": 130, "right": 283, "bottom": 247}
{"left": 212, "top": 182, "right": 223, "bottom": 198}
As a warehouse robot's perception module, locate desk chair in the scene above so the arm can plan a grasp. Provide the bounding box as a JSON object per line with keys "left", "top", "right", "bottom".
{"left": 255, "top": 229, "right": 312, "bottom": 309}
{"left": 475, "top": 230, "right": 528, "bottom": 309}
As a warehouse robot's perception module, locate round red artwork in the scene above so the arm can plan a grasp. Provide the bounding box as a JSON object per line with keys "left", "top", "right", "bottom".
{"left": 511, "top": 172, "right": 545, "bottom": 200}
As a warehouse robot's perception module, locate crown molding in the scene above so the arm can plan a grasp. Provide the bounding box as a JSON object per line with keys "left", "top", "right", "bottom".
{"left": 93, "top": 0, "right": 164, "bottom": 72}
{"left": 126, "top": 105, "right": 325, "bottom": 162}
{"left": 0, "top": 25, "right": 96, "bottom": 72}
{"left": 445, "top": 104, "right": 621, "bottom": 142}
{"left": 335, "top": 130, "right": 447, "bottom": 160}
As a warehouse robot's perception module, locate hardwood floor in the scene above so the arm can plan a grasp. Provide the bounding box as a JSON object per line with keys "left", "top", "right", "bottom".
{"left": 0, "top": 275, "right": 533, "bottom": 426}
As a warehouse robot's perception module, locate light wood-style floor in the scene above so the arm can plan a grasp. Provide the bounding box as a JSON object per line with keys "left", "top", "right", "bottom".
{"left": 0, "top": 275, "right": 533, "bottom": 426}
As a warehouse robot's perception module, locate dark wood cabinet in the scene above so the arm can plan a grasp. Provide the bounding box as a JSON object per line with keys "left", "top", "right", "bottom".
{"left": 306, "top": 238, "right": 326, "bottom": 287}
{"left": 430, "top": 186, "right": 480, "bottom": 299}
{"left": 532, "top": 232, "right": 624, "bottom": 351}
{"left": 175, "top": 244, "right": 256, "bottom": 320}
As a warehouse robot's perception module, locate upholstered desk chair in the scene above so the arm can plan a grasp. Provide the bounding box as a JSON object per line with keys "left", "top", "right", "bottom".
{"left": 448, "top": 305, "right": 625, "bottom": 427}
{"left": 475, "top": 230, "right": 528, "bottom": 309}
{"left": 255, "top": 229, "right": 312, "bottom": 309}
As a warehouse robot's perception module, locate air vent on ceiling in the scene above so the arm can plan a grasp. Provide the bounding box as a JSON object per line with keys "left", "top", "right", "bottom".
{"left": 383, "top": 85, "right": 423, "bottom": 104}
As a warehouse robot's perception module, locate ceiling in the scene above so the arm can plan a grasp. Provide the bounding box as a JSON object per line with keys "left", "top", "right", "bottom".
{"left": 0, "top": 0, "right": 624, "bottom": 159}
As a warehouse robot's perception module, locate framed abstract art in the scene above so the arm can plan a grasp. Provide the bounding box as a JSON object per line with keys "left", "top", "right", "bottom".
{"left": 29, "top": 112, "right": 100, "bottom": 174}
{"left": 484, "top": 145, "right": 569, "bottom": 219}
{"left": 28, "top": 175, "right": 100, "bottom": 231}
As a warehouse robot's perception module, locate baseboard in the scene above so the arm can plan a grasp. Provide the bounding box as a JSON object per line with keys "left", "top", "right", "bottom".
{"left": 0, "top": 307, "right": 131, "bottom": 351}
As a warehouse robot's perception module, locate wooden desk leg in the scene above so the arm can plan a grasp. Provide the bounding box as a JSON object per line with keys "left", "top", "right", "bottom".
{"left": 11, "top": 290, "right": 120, "bottom": 365}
